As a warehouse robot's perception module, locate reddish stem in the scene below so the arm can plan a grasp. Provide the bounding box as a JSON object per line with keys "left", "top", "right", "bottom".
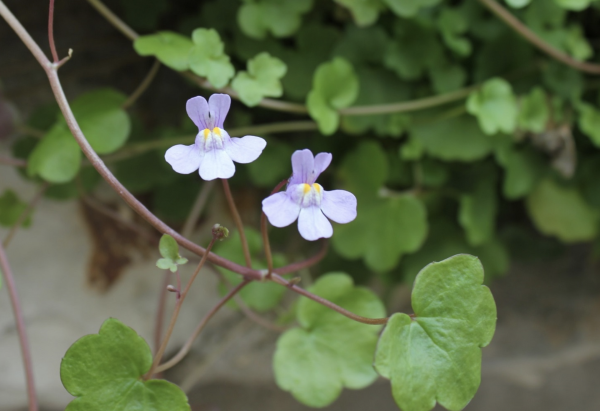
{"left": 48, "top": 0, "right": 58, "bottom": 63}
{"left": 0, "top": 244, "right": 38, "bottom": 411}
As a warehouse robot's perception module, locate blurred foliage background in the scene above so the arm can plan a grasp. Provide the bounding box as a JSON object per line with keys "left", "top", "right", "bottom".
{"left": 3, "top": 0, "right": 600, "bottom": 296}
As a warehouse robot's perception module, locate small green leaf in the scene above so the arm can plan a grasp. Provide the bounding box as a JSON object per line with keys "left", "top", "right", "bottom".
{"left": 69, "top": 89, "right": 131, "bottom": 155}
{"left": 274, "top": 273, "right": 386, "bottom": 407}
{"left": 237, "top": 0, "right": 313, "bottom": 39}
{"left": 495, "top": 144, "right": 547, "bottom": 199}
{"left": 134, "top": 31, "right": 193, "bottom": 71}
{"left": 526, "top": 178, "right": 600, "bottom": 242}
{"left": 231, "top": 52, "right": 287, "bottom": 107}
{"left": 375, "top": 254, "right": 496, "bottom": 411}
{"left": 578, "top": 103, "right": 600, "bottom": 147}
{"left": 0, "top": 189, "right": 31, "bottom": 228}
{"left": 459, "top": 181, "right": 498, "bottom": 247}
{"left": 504, "top": 0, "right": 531, "bottom": 8}
{"left": 467, "top": 78, "right": 518, "bottom": 135}
{"left": 518, "top": 88, "right": 549, "bottom": 133}
{"left": 61, "top": 318, "right": 190, "bottom": 411}
{"left": 189, "top": 28, "right": 235, "bottom": 88}
{"left": 307, "top": 57, "right": 359, "bottom": 135}
{"left": 554, "top": 0, "right": 592, "bottom": 11}
{"left": 437, "top": 7, "right": 472, "bottom": 56}
{"left": 156, "top": 258, "right": 174, "bottom": 271}
{"left": 334, "top": 0, "right": 385, "bottom": 26}
{"left": 28, "top": 124, "right": 81, "bottom": 183}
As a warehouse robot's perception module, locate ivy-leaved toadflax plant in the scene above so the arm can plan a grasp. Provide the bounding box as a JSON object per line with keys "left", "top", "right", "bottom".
{"left": 165, "top": 93, "right": 267, "bottom": 180}
{"left": 262, "top": 149, "right": 357, "bottom": 241}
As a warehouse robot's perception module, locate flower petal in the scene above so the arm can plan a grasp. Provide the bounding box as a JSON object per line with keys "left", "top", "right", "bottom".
{"left": 311, "top": 152, "right": 332, "bottom": 183}
{"left": 262, "top": 192, "right": 301, "bottom": 227}
{"left": 298, "top": 206, "right": 333, "bottom": 241}
{"left": 224, "top": 132, "right": 267, "bottom": 164}
{"left": 321, "top": 190, "right": 357, "bottom": 224}
{"left": 186, "top": 96, "right": 209, "bottom": 130}
{"left": 199, "top": 148, "right": 235, "bottom": 180}
{"left": 165, "top": 144, "right": 203, "bottom": 174}
{"left": 290, "top": 149, "right": 315, "bottom": 185}
{"left": 208, "top": 94, "right": 231, "bottom": 129}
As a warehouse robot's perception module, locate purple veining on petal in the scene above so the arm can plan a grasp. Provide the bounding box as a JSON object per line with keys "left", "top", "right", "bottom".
{"left": 208, "top": 94, "right": 231, "bottom": 129}
{"left": 298, "top": 206, "right": 333, "bottom": 241}
{"left": 165, "top": 144, "right": 203, "bottom": 174}
{"left": 223, "top": 132, "right": 267, "bottom": 164}
{"left": 321, "top": 190, "right": 357, "bottom": 224}
{"left": 289, "top": 149, "right": 315, "bottom": 185}
{"left": 186, "top": 96, "right": 210, "bottom": 130}
{"left": 311, "top": 152, "right": 332, "bottom": 183}
{"left": 262, "top": 192, "right": 301, "bottom": 227}
{"left": 199, "top": 148, "right": 235, "bottom": 180}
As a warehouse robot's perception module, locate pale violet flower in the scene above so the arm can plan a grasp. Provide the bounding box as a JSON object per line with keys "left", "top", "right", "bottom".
{"left": 262, "top": 149, "right": 357, "bottom": 241}
{"left": 165, "top": 94, "right": 266, "bottom": 180}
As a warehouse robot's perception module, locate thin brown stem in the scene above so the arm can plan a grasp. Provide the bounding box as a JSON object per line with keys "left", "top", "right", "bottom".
{"left": 478, "top": 0, "right": 600, "bottom": 75}
{"left": 0, "top": 156, "right": 27, "bottom": 167}
{"left": 0, "top": 244, "right": 38, "bottom": 411}
{"left": 146, "top": 237, "right": 217, "bottom": 379}
{"left": 122, "top": 59, "right": 161, "bottom": 109}
{"left": 85, "top": 0, "right": 138, "bottom": 41}
{"left": 181, "top": 180, "right": 215, "bottom": 239}
{"left": 48, "top": 0, "right": 58, "bottom": 63}
{"left": 154, "top": 271, "right": 171, "bottom": 354}
{"left": 221, "top": 179, "right": 252, "bottom": 268}
{"left": 3, "top": 182, "right": 49, "bottom": 248}
{"left": 155, "top": 279, "right": 251, "bottom": 373}
{"left": 261, "top": 212, "right": 273, "bottom": 276}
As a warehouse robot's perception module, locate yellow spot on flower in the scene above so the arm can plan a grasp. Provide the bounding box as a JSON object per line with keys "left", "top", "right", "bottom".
{"left": 312, "top": 183, "right": 322, "bottom": 193}
{"left": 303, "top": 184, "right": 311, "bottom": 194}
{"left": 203, "top": 129, "right": 210, "bottom": 139}
{"left": 213, "top": 127, "right": 221, "bottom": 136}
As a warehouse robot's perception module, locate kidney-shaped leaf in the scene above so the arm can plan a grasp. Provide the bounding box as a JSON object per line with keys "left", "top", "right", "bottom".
{"left": 274, "top": 273, "right": 386, "bottom": 408}
{"left": 375, "top": 254, "right": 496, "bottom": 411}
{"left": 61, "top": 318, "right": 190, "bottom": 411}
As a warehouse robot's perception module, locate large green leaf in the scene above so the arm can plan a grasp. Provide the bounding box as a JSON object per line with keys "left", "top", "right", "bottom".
{"left": 307, "top": 57, "right": 359, "bottom": 135}
{"left": 28, "top": 124, "right": 81, "bottom": 183}
{"left": 189, "top": 28, "right": 235, "bottom": 88}
{"left": 274, "top": 273, "right": 386, "bottom": 407}
{"left": 526, "top": 178, "right": 600, "bottom": 242}
{"left": 133, "top": 31, "right": 193, "bottom": 71}
{"left": 375, "top": 254, "right": 497, "bottom": 411}
{"left": 61, "top": 318, "right": 190, "bottom": 411}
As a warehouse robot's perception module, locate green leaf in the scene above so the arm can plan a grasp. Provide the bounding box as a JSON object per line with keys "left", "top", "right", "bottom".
{"left": 28, "top": 124, "right": 81, "bottom": 183}
{"left": 189, "top": 28, "right": 235, "bottom": 88}
{"left": 133, "top": 31, "right": 193, "bottom": 71}
{"left": 542, "top": 61, "right": 583, "bottom": 102}
{"left": 410, "top": 116, "right": 496, "bottom": 162}
{"left": 121, "top": 0, "right": 168, "bottom": 31}
{"left": 518, "top": 87, "right": 549, "bottom": 133}
{"left": 554, "top": 0, "right": 593, "bottom": 11}
{"left": 159, "top": 234, "right": 180, "bottom": 260}
{"left": 231, "top": 52, "right": 287, "bottom": 106}
{"left": 467, "top": 78, "right": 518, "bottom": 135}
{"left": 156, "top": 258, "right": 176, "bottom": 271}
{"left": 375, "top": 254, "right": 496, "bottom": 411}
{"left": 564, "top": 24, "right": 593, "bottom": 61}
{"left": 428, "top": 61, "right": 466, "bottom": 94}
{"left": 0, "top": 189, "right": 31, "bottom": 227}
{"left": 505, "top": 0, "right": 531, "bottom": 8}
{"left": 69, "top": 89, "right": 131, "bottom": 154}
{"left": 437, "top": 7, "right": 472, "bottom": 56}
{"left": 526, "top": 178, "right": 600, "bottom": 242}
{"left": 578, "top": 103, "right": 600, "bottom": 147}
{"left": 274, "top": 273, "right": 386, "bottom": 407}
{"left": 333, "top": 195, "right": 428, "bottom": 272}
{"left": 459, "top": 181, "right": 498, "bottom": 246}
{"left": 307, "top": 57, "right": 359, "bottom": 135}
{"left": 334, "top": 0, "right": 385, "bottom": 26}
{"left": 495, "top": 144, "right": 547, "bottom": 199}
{"left": 337, "top": 141, "right": 388, "bottom": 199}
{"left": 247, "top": 137, "right": 294, "bottom": 187}
{"left": 237, "top": 0, "right": 313, "bottom": 39}
{"left": 61, "top": 318, "right": 190, "bottom": 411}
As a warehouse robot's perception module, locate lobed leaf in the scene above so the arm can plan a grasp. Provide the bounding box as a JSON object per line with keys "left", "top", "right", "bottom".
{"left": 189, "top": 28, "right": 235, "bottom": 88}
{"left": 466, "top": 78, "right": 518, "bottom": 135}
{"left": 231, "top": 52, "right": 287, "bottom": 106}
{"left": 134, "top": 31, "right": 193, "bottom": 71}
{"left": 375, "top": 254, "right": 497, "bottom": 411}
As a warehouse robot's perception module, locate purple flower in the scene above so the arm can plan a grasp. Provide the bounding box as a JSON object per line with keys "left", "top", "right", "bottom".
{"left": 262, "top": 149, "right": 357, "bottom": 241}
{"left": 165, "top": 94, "right": 266, "bottom": 180}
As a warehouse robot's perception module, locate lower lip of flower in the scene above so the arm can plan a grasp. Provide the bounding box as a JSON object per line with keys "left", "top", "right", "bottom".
{"left": 298, "top": 183, "right": 323, "bottom": 207}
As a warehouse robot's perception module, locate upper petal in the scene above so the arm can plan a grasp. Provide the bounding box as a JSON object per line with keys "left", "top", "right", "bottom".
{"left": 186, "top": 96, "right": 210, "bottom": 130}
{"left": 262, "top": 192, "right": 301, "bottom": 228}
{"left": 208, "top": 94, "right": 231, "bottom": 129}
{"left": 224, "top": 132, "right": 267, "bottom": 164}
{"left": 298, "top": 206, "right": 333, "bottom": 241}
{"left": 199, "top": 148, "right": 235, "bottom": 180}
{"left": 321, "top": 190, "right": 357, "bottom": 224}
{"left": 289, "top": 149, "right": 315, "bottom": 185}
{"left": 165, "top": 144, "right": 203, "bottom": 174}
{"left": 311, "top": 152, "right": 332, "bottom": 183}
